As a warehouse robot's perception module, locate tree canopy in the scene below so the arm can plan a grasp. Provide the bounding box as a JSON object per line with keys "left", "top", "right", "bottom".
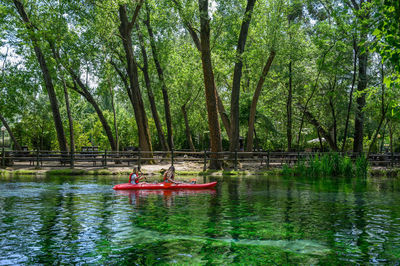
{"left": 1, "top": 0, "right": 399, "bottom": 167}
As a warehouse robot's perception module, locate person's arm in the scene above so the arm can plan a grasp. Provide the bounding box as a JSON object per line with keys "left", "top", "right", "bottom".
{"left": 129, "top": 173, "right": 133, "bottom": 183}
{"left": 169, "top": 176, "right": 181, "bottom": 184}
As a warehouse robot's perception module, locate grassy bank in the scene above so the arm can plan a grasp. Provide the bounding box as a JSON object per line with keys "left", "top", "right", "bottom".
{"left": 1, "top": 163, "right": 399, "bottom": 178}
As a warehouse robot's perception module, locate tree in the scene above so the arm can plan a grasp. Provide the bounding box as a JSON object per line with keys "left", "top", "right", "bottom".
{"left": 229, "top": 0, "right": 257, "bottom": 152}
{"left": 118, "top": 2, "right": 153, "bottom": 155}
{"left": 198, "top": 0, "right": 223, "bottom": 169}
{"left": 135, "top": 23, "right": 168, "bottom": 151}
{"left": 12, "top": 0, "right": 67, "bottom": 152}
{"left": 144, "top": 3, "right": 174, "bottom": 151}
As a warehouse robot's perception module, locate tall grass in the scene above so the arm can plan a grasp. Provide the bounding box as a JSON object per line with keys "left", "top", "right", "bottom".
{"left": 283, "top": 153, "right": 368, "bottom": 178}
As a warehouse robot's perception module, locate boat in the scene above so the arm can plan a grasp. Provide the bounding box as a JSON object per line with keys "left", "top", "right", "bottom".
{"left": 113, "top": 181, "right": 217, "bottom": 190}
{"left": 115, "top": 189, "right": 217, "bottom": 197}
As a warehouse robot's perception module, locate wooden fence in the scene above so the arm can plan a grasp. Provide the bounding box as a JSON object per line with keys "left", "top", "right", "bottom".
{"left": 1, "top": 149, "right": 399, "bottom": 170}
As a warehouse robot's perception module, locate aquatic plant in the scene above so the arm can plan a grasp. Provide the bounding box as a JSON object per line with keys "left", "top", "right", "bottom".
{"left": 355, "top": 154, "right": 368, "bottom": 178}
{"left": 283, "top": 153, "right": 368, "bottom": 178}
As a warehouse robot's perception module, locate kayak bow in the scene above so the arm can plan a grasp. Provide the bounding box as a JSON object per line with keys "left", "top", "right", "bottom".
{"left": 113, "top": 181, "right": 217, "bottom": 190}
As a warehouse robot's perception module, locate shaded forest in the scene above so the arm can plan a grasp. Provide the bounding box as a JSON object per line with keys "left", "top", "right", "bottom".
{"left": 0, "top": 0, "right": 399, "bottom": 169}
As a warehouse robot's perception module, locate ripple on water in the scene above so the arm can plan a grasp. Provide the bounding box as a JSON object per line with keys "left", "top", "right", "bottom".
{"left": 1, "top": 176, "right": 400, "bottom": 264}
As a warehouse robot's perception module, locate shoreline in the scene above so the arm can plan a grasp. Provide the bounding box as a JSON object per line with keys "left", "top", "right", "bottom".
{"left": 1, "top": 163, "right": 399, "bottom": 178}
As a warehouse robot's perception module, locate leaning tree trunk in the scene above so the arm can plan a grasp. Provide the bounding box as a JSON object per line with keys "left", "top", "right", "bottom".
{"left": 144, "top": 5, "right": 174, "bottom": 150}
{"left": 246, "top": 51, "right": 276, "bottom": 152}
{"left": 217, "top": 94, "right": 232, "bottom": 140}
{"left": 300, "top": 106, "right": 339, "bottom": 151}
{"left": 198, "top": 0, "right": 222, "bottom": 169}
{"left": 13, "top": 0, "right": 67, "bottom": 152}
{"left": 229, "top": 0, "right": 256, "bottom": 152}
{"left": 0, "top": 113, "right": 22, "bottom": 150}
{"left": 109, "top": 80, "right": 119, "bottom": 154}
{"left": 69, "top": 70, "right": 117, "bottom": 151}
{"left": 136, "top": 23, "right": 168, "bottom": 151}
{"left": 118, "top": 3, "right": 153, "bottom": 156}
{"left": 62, "top": 73, "right": 75, "bottom": 155}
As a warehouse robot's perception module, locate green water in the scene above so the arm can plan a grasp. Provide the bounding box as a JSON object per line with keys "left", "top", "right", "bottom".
{"left": 0, "top": 175, "right": 400, "bottom": 264}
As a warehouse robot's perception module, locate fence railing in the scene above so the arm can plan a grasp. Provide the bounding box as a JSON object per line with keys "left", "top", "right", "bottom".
{"left": 1, "top": 150, "right": 399, "bottom": 169}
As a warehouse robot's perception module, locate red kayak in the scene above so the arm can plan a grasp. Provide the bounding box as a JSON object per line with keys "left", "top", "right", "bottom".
{"left": 115, "top": 189, "right": 217, "bottom": 196}
{"left": 113, "top": 181, "right": 217, "bottom": 190}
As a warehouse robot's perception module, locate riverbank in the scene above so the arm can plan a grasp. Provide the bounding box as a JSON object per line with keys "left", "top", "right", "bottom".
{"left": 1, "top": 161, "right": 399, "bottom": 178}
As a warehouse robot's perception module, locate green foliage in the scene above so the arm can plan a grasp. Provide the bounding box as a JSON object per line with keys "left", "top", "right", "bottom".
{"left": 283, "top": 153, "right": 367, "bottom": 178}
{"left": 0, "top": 0, "right": 399, "bottom": 155}
{"left": 355, "top": 154, "right": 368, "bottom": 178}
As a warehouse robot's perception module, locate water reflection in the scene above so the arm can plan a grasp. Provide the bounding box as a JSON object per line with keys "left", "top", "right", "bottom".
{"left": 0, "top": 175, "right": 399, "bottom": 264}
{"left": 116, "top": 189, "right": 217, "bottom": 207}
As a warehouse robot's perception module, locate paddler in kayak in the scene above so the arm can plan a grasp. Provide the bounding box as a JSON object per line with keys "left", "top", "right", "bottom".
{"left": 163, "top": 165, "right": 181, "bottom": 184}
{"left": 129, "top": 168, "right": 146, "bottom": 184}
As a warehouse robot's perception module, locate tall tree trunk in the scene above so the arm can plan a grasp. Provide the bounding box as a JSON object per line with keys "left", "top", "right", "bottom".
{"left": 118, "top": 3, "right": 153, "bottom": 156}
{"left": 287, "top": 61, "right": 293, "bottom": 151}
{"left": 328, "top": 76, "right": 337, "bottom": 148}
{"left": 173, "top": 0, "right": 232, "bottom": 140}
{"left": 144, "top": 5, "right": 174, "bottom": 150}
{"left": 181, "top": 104, "right": 196, "bottom": 151}
{"left": 353, "top": 38, "right": 368, "bottom": 153}
{"left": 229, "top": 0, "right": 256, "bottom": 152}
{"left": 50, "top": 44, "right": 75, "bottom": 155}
{"left": 0, "top": 113, "right": 22, "bottom": 150}
{"left": 13, "top": 0, "right": 67, "bottom": 152}
{"left": 246, "top": 51, "right": 276, "bottom": 152}
{"left": 342, "top": 38, "right": 358, "bottom": 151}
{"left": 136, "top": 23, "right": 168, "bottom": 151}
{"left": 352, "top": 0, "right": 370, "bottom": 153}
{"left": 198, "top": 0, "right": 222, "bottom": 169}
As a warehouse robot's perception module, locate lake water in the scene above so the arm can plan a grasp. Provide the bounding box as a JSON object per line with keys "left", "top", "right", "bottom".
{"left": 0, "top": 175, "right": 399, "bottom": 264}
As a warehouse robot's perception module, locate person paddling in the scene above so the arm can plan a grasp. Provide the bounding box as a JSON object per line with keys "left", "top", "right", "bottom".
{"left": 163, "top": 165, "right": 180, "bottom": 184}
{"left": 129, "top": 168, "right": 145, "bottom": 184}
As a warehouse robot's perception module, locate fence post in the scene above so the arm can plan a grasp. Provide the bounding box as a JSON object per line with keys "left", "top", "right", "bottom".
{"left": 297, "top": 151, "right": 300, "bottom": 166}
{"left": 391, "top": 151, "right": 394, "bottom": 168}
{"left": 70, "top": 150, "right": 74, "bottom": 169}
{"left": 234, "top": 149, "right": 238, "bottom": 171}
{"left": 203, "top": 150, "right": 207, "bottom": 171}
{"left": 104, "top": 150, "right": 108, "bottom": 168}
{"left": 171, "top": 149, "right": 174, "bottom": 166}
{"left": 1, "top": 149, "right": 4, "bottom": 168}
{"left": 138, "top": 148, "right": 141, "bottom": 171}
{"left": 267, "top": 151, "right": 270, "bottom": 168}
{"left": 36, "top": 149, "right": 40, "bottom": 169}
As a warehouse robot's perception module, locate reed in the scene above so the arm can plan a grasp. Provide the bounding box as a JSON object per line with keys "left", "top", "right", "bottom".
{"left": 283, "top": 153, "right": 368, "bottom": 178}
